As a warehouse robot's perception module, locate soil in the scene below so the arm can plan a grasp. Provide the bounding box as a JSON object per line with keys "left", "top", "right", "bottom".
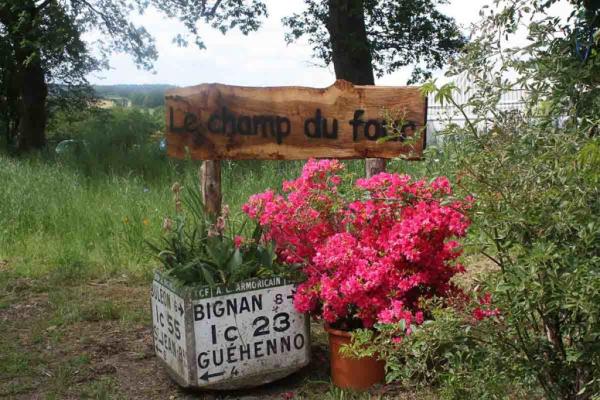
{"left": 0, "top": 279, "right": 339, "bottom": 400}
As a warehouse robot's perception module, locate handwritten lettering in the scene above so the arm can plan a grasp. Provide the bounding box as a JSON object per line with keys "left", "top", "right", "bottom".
{"left": 169, "top": 106, "right": 415, "bottom": 145}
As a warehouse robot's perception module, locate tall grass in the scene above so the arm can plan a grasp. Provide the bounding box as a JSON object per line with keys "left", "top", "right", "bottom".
{"left": 0, "top": 107, "right": 444, "bottom": 283}
{"left": 0, "top": 156, "right": 317, "bottom": 282}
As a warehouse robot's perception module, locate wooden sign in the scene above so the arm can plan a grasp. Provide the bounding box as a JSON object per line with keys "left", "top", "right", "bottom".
{"left": 165, "top": 80, "right": 426, "bottom": 160}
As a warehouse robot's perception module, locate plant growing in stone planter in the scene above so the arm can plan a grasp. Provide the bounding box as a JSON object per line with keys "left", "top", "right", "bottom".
{"left": 148, "top": 182, "right": 296, "bottom": 286}
{"left": 147, "top": 183, "right": 309, "bottom": 390}
{"left": 244, "top": 159, "right": 471, "bottom": 390}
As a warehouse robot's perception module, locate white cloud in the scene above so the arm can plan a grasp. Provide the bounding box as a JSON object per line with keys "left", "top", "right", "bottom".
{"left": 86, "top": 0, "right": 571, "bottom": 87}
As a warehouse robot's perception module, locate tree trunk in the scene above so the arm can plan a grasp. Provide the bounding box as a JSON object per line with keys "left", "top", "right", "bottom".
{"left": 2, "top": 1, "right": 49, "bottom": 152}
{"left": 16, "top": 56, "right": 47, "bottom": 151}
{"left": 326, "top": 0, "right": 385, "bottom": 177}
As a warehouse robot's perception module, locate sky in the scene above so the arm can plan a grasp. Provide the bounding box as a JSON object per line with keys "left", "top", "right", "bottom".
{"left": 85, "top": 0, "right": 559, "bottom": 87}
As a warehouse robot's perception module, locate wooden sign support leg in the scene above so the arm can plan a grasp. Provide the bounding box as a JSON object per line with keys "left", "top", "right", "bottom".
{"left": 366, "top": 158, "right": 386, "bottom": 178}
{"left": 200, "top": 160, "right": 222, "bottom": 218}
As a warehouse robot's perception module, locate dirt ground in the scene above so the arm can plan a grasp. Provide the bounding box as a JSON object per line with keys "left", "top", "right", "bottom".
{"left": 0, "top": 275, "right": 428, "bottom": 400}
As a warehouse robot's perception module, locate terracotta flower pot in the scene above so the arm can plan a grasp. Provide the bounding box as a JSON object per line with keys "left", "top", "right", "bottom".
{"left": 325, "top": 324, "right": 385, "bottom": 390}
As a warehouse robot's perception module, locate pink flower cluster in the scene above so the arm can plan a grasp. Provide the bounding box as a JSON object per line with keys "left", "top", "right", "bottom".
{"left": 243, "top": 159, "right": 471, "bottom": 329}
{"left": 472, "top": 292, "right": 501, "bottom": 321}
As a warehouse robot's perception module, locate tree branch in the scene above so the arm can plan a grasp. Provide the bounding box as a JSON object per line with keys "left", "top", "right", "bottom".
{"left": 35, "top": 0, "right": 53, "bottom": 11}
{"left": 208, "top": 0, "right": 223, "bottom": 16}
{"left": 73, "top": 0, "right": 117, "bottom": 33}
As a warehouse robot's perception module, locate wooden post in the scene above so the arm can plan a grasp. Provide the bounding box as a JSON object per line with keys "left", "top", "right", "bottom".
{"left": 200, "top": 160, "right": 222, "bottom": 218}
{"left": 366, "top": 158, "right": 386, "bottom": 178}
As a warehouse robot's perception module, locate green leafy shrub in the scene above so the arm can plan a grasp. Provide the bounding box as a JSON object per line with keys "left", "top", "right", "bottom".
{"left": 147, "top": 182, "right": 296, "bottom": 286}
{"left": 50, "top": 107, "right": 168, "bottom": 179}
{"left": 346, "top": 299, "right": 539, "bottom": 399}
{"left": 348, "top": 1, "right": 600, "bottom": 399}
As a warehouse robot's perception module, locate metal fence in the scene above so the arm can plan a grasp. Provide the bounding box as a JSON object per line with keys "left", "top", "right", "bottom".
{"left": 426, "top": 84, "right": 529, "bottom": 145}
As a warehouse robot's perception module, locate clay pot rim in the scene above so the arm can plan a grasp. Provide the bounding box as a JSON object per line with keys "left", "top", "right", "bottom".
{"left": 324, "top": 323, "right": 354, "bottom": 338}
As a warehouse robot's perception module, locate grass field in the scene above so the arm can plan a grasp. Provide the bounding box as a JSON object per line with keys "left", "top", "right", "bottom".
{"left": 0, "top": 148, "right": 437, "bottom": 283}
{"left": 0, "top": 143, "right": 445, "bottom": 398}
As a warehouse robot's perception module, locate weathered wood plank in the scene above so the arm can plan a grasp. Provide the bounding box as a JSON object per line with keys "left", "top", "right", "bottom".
{"left": 165, "top": 80, "right": 426, "bottom": 160}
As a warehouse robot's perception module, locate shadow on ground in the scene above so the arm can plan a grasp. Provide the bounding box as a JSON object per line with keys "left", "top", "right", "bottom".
{"left": 0, "top": 273, "right": 430, "bottom": 399}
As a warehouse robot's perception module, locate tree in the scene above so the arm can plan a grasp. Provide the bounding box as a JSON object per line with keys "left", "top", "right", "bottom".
{"left": 0, "top": 0, "right": 267, "bottom": 151}
{"left": 1, "top": 0, "right": 463, "bottom": 154}
{"left": 411, "top": 1, "right": 598, "bottom": 397}
{"left": 283, "top": 0, "right": 465, "bottom": 175}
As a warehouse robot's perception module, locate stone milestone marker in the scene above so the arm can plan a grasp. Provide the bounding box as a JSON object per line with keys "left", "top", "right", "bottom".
{"left": 151, "top": 271, "right": 310, "bottom": 389}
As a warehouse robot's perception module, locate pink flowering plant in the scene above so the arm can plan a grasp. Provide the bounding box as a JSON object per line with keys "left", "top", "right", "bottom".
{"left": 244, "top": 159, "right": 472, "bottom": 331}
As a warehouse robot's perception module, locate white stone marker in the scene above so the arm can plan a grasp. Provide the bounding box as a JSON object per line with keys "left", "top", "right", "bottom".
{"left": 151, "top": 271, "right": 311, "bottom": 389}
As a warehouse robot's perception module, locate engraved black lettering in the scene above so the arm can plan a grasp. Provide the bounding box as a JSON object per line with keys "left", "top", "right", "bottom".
{"left": 280, "top": 335, "right": 291, "bottom": 352}
{"left": 323, "top": 118, "right": 338, "bottom": 139}
{"left": 239, "top": 344, "right": 251, "bottom": 361}
{"left": 237, "top": 116, "right": 253, "bottom": 135}
{"left": 293, "top": 333, "right": 305, "bottom": 350}
{"left": 266, "top": 338, "right": 277, "bottom": 355}
{"left": 304, "top": 109, "right": 323, "bottom": 138}
{"left": 254, "top": 341, "right": 264, "bottom": 358}
{"left": 213, "top": 349, "right": 224, "bottom": 366}
{"left": 224, "top": 326, "right": 238, "bottom": 342}
{"left": 183, "top": 112, "right": 199, "bottom": 132}
{"left": 226, "top": 298, "right": 238, "bottom": 316}
{"left": 365, "top": 119, "right": 381, "bottom": 140}
{"left": 213, "top": 301, "right": 224, "bottom": 318}
{"left": 169, "top": 107, "right": 185, "bottom": 133}
{"left": 198, "top": 352, "right": 209, "bottom": 368}
{"left": 227, "top": 346, "right": 237, "bottom": 363}
{"left": 208, "top": 113, "right": 221, "bottom": 133}
{"left": 350, "top": 109, "right": 365, "bottom": 141}
{"left": 222, "top": 107, "right": 236, "bottom": 135}
{"left": 253, "top": 116, "right": 275, "bottom": 137}
{"left": 276, "top": 117, "right": 291, "bottom": 144}
{"left": 239, "top": 297, "right": 251, "bottom": 313}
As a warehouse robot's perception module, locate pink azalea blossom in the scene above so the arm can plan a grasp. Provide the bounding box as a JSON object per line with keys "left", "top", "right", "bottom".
{"left": 234, "top": 235, "right": 244, "bottom": 248}
{"left": 472, "top": 292, "right": 501, "bottom": 321}
{"left": 243, "top": 159, "right": 471, "bottom": 329}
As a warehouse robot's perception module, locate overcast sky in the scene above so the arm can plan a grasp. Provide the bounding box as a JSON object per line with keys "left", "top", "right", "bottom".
{"left": 86, "top": 0, "right": 567, "bottom": 87}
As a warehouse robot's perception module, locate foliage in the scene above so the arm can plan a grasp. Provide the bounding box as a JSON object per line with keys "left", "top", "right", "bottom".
{"left": 282, "top": 0, "right": 466, "bottom": 82}
{"left": 1, "top": 137, "right": 351, "bottom": 281}
{"left": 48, "top": 107, "right": 166, "bottom": 179}
{"left": 355, "top": 1, "right": 600, "bottom": 398}
{"left": 244, "top": 159, "right": 471, "bottom": 330}
{"left": 148, "top": 182, "right": 294, "bottom": 287}
{"left": 0, "top": 0, "right": 267, "bottom": 150}
{"left": 344, "top": 299, "right": 538, "bottom": 399}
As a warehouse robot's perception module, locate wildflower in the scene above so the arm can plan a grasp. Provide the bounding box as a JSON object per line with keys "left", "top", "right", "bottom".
{"left": 123, "top": 216, "right": 129, "bottom": 224}
{"left": 473, "top": 292, "right": 501, "bottom": 321}
{"left": 215, "top": 216, "right": 226, "bottom": 235}
{"left": 234, "top": 235, "right": 244, "bottom": 248}
{"left": 162, "top": 217, "right": 173, "bottom": 232}
{"left": 222, "top": 204, "right": 230, "bottom": 219}
{"left": 171, "top": 182, "right": 183, "bottom": 212}
{"left": 143, "top": 218, "right": 149, "bottom": 226}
